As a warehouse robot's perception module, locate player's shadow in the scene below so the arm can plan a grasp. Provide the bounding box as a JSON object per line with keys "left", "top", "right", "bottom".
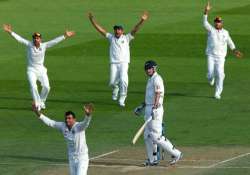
{"left": 168, "top": 92, "right": 213, "bottom": 99}
{"left": 1, "top": 155, "right": 67, "bottom": 163}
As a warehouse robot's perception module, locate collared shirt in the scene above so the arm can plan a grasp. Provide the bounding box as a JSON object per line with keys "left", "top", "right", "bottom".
{"left": 203, "top": 15, "right": 235, "bottom": 58}
{"left": 40, "top": 114, "right": 91, "bottom": 156}
{"left": 145, "top": 72, "right": 164, "bottom": 105}
{"left": 106, "top": 33, "right": 134, "bottom": 63}
{"left": 11, "top": 32, "right": 65, "bottom": 69}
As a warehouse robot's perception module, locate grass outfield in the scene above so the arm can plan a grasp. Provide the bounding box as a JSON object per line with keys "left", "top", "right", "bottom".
{"left": 0, "top": 0, "right": 250, "bottom": 174}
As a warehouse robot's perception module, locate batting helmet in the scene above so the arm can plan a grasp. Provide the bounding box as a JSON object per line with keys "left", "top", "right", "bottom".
{"left": 144, "top": 60, "right": 157, "bottom": 70}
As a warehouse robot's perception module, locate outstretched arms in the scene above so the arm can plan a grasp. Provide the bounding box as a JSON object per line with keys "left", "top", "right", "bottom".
{"left": 32, "top": 103, "right": 64, "bottom": 130}
{"left": 130, "top": 11, "right": 149, "bottom": 36}
{"left": 3, "top": 24, "right": 29, "bottom": 46}
{"left": 88, "top": 12, "right": 107, "bottom": 37}
{"left": 203, "top": 2, "right": 212, "bottom": 31}
{"left": 45, "top": 30, "right": 75, "bottom": 48}
{"left": 77, "top": 103, "right": 94, "bottom": 131}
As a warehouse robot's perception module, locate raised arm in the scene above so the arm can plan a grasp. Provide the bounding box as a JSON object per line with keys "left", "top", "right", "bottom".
{"left": 203, "top": 2, "right": 213, "bottom": 31}
{"left": 45, "top": 30, "right": 75, "bottom": 48}
{"left": 77, "top": 103, "right": 94, "bottom": 131}
{"left": 3, "top": 24, "right": 29, "bottom": 46}
{"left": 32, "top": 103, "right": 64, "bottom": 130}
{"left": 88, "top": 12, "right": 107, "bottom": 37}
{"left": 130, "top": 11, "right": 149, "bottom": 36}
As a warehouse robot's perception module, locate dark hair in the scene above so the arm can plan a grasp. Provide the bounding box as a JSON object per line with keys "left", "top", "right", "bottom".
{"left": 113, "top": 25, "right": 123, "bottom": 30}
{"left": 65, "top": 111, "right": 76, "bottom": 118}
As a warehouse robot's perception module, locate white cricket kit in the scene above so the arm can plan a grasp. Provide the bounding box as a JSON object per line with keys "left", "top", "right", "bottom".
{"left": 203, "top": 15, "right": 236, "bottom": 97}
{"left": 40, "top": 114, "right": 91, "bottom": 175}
{"left": 144, "top": 72, "right": 181, "bottom": 163}
{"left": 10, "top": 32, "right": 65, "bottom": 107}
{"left": 106, "top": 33, "right": 134, "bottom": 103}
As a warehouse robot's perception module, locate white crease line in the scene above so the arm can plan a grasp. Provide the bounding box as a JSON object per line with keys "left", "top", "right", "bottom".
{"left": 208, "top": 152, "right": 250, "bottom": 168}
{"left": 90, "top": 150, "right": 119, "bottom": 160}
{"left": 93, "top": 158, "right": 220, "bottom": 162}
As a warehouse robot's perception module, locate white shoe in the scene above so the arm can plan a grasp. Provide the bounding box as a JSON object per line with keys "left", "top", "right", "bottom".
{"left": 214, "top": 94, "right": 221, "bottom": 100}
{"left": 112, "top": 86, "right": 119, "bottom": 101}
{"left": 209, "top": 78, "right": 215, "bottom": 86}
{"left": 40, "top": 102, "right": 46, "bottom": 109}
{"left": 170, "top": 153, "right": 183, "bottom": 165}
{"left": 119, "top": 95, "right": 126, "bottom": 107}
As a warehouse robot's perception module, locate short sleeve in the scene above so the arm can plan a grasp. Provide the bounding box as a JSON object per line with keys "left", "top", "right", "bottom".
{"left": 154, "top": 76, "right": 164, "bottom": 93}
{"left": 125, "top": 33, "right": 134, "bottom": 42}
{"left": 106, "top": 33, "right": 113, "bottom": 41}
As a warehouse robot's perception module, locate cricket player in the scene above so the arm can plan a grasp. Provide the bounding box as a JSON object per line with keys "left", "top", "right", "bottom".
{"left": 137, "top": 60, "right": 182, "bottom": 166}
{"left": 88, "top": 12, "right": 148, "bottom": 107}
{"left": 203, "top": 2, "right": 243, "bottom": 99}
{"left": 3, "top": 24, "right": 75, "bottom": 109}
{"left": 32, "top": 103, "right": 94, "bottom": 175}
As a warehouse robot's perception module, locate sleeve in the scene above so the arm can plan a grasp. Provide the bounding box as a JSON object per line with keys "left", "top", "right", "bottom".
{"left": 39, "top": 114, "right": 64, "bottom": 130}
{"left": 125, "top": 33, "right": 134, "bottom": 42}
{"left": 44, "top": 35, "right": 65, "bottom": 48}
{"left": 106, "top": 33, "right": 113, "bottom": 41}
{"left": 10, "top": 32, "right": 30, "bottom": 46}
{"left": 154, "top": 77, "right": 164, "bottom": 93}
{"left": 203, "top": 15, "right": 213, "bottom": 32}
{"left": 226, "top": 33, "right": 236, "bottom": 50}
{"left": 76, "top": 116, "right": 92, "bottom": 131}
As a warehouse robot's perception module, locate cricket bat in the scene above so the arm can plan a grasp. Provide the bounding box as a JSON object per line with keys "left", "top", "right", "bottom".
{"left": 132, "top": 118, "right": 152, "bottom": 145}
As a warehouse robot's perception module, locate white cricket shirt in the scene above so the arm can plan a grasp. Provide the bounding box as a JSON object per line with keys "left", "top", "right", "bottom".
{"left": 11, "top": 32, "right": 65, "bottom": 69}
{"left": 40, "top": 114, "right": 91, "bottom": 157}
{"left": 203, "top": 15, "right": 236, "bottom": 58}
{"left": 145, "top": 72, "right": 165, "bottom": 105}
{"left": 106, "top": 33, "right": 134, "bottom": 63}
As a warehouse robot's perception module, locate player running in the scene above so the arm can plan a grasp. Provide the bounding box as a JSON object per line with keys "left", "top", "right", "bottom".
{"left": 3, "top": 24, "right": 75, "bottom": 109}
{"left": 32, "top": 103, "right": 94, "bottom": 175}
{"left": 88, "top": 11, "right": 148, "bottom": 107}
{"left": 136, "top": 60, "right": 182, "bottom": 166}
{"left": 203, "top": 2, "right": 243, "bottom": 99}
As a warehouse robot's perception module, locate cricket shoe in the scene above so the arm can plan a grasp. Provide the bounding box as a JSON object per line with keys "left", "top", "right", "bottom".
{"left": 112, "top": 86, "right": 119, "bottom": 101}
{"left": 40, "top": 102, "right": 46, "bottom": 110}
{"left": 169, "top": 153, "right": 183, "bottom": 165}
{"left": 142, "top": 159, "right": 159, "bottom": 167}
{"left": 214, "top": 93, "right": 221, "bottom": 100}
{"left": 118, "top": 95, "right": 126, "bottom": 107}
{"left": 209, "top": 78, "right": 215, "bottom": 86}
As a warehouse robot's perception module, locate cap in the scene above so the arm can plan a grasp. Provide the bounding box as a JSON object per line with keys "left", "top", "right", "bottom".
{"left": 214, "top": 16, "right": 223, "bottom": 23}
{"left": 144, "top": 60, "right": 157, "bottom": 70}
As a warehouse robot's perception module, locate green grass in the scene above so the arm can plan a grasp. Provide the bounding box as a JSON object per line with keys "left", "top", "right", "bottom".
{"left": 0, "top": 0, "right": 250, "bottom": 174}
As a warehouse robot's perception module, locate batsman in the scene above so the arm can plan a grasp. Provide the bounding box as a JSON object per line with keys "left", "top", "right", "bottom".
{"left": 203, "top": 2, "right": 243, "bottom": 99}
{"left": 135, "top": 60, "right": 182, "bottom": 166}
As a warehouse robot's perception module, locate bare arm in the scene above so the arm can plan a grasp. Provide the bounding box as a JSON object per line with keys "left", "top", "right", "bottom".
{"left": 88, "top": 12, "right": 107, "bottom": 37}
{"left": 131, "top": 11, "right": 149, "bottom": 36}
{"left": 203, "top": 2, "right": 212, "bottom": 31}
{"left": 45, "top": 30, "right": 75, "bottom": 48}
{"left": 3, "top": 24, "right": 29, "bottom": 46}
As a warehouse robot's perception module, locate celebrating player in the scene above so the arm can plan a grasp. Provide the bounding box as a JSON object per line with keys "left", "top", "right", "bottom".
{"left": 88, "top": 11, "right": 148, "bottom": 107}
{"left": 203, "top": 2, "right": 243, "bottom": 99}
{"left": 32, "top": 103, "right": 94, "bottom": 175}
{"left": 3, "top": 24, "right": 75, "bottom": 109}
{"left": 137, "top": 60, "right": 182, "bottom": 166}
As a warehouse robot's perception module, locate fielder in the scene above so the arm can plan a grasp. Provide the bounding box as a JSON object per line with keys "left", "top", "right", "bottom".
{"left": 3, "top": 24, "right": 75, "bottom": 109}
{"left": 203, "top": 2, "right": 243, "bottom": 99}
{"left": 88, "top": 12, "right": 148, "bottom": 107}
{"left": 32, "top": 103, "right": 93, "bottom": 175}
{"left": 138, "top": 60, "right": 182, "bottom": 166}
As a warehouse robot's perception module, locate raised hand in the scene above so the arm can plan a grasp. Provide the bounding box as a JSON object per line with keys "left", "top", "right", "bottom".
{"left": 88, "top": 12, "right": 94, "bottom": 20}
{"left": 3, "top": 24, "right": 12, "bottom": 33}
{"left": 83, "top": 103, "right": 94, "bottom": 116}
{"left": 64, "top": 30, "right": 75, "bottom": 38}
{"left": 204, "top": 1, "right": 212, "bottom": 14}
{"left": 141, "top": 11, "right": 149, "bottom": 21}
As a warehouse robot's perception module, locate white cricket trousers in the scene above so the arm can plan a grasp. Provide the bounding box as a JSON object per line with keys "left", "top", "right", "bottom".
{"left": 69, "top": 154, "right": 89, "bottom": 175}
{"left": 27, "top": 66, "right": 50, "bottom": 106}
{"left": 207, "top": 55, "right": 225, "bottom": 96}
{"left": 109, "top": 63, "right": 129, "bottom": 97}
{"left": 144, "top": 105, "right": 181, "bottom": 163}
